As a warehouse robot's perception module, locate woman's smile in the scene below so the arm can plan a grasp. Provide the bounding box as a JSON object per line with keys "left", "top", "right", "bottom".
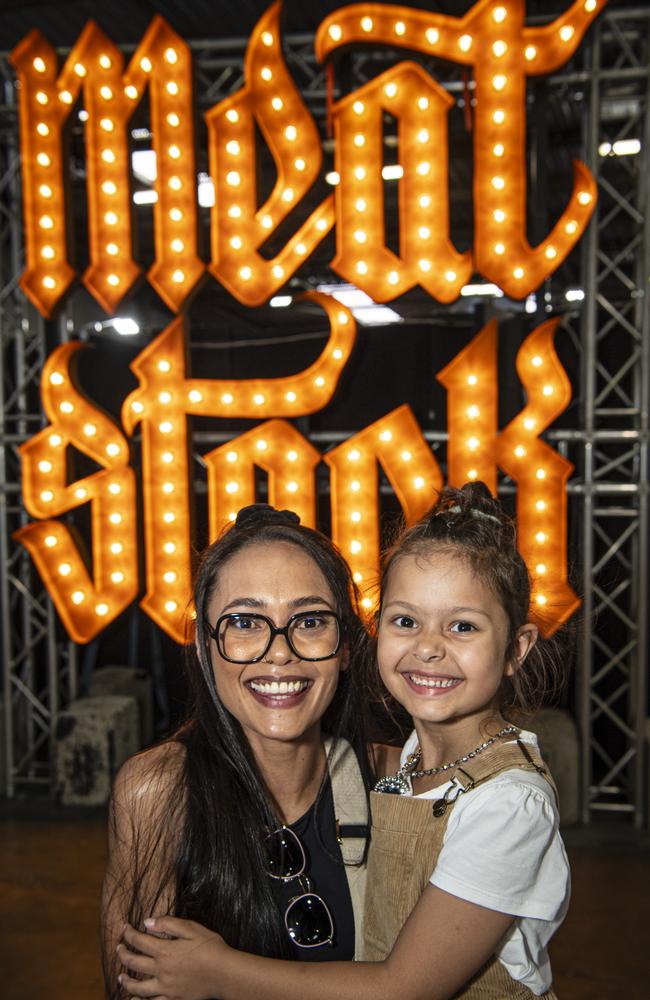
{"left": 245, "top": 674, "right": 314, "bottom": 706}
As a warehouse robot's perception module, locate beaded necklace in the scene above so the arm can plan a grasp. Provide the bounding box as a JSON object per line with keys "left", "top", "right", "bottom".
{"left": 374, "top": 725, "right": 519, "bottom": 795}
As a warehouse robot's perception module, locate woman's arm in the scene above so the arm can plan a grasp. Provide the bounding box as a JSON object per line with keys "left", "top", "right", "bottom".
{"left": 102, "top": 742, "right": 184, "bottom": 998}
{"left": 117, "top": 883, "right": 513, "bottom": 1000}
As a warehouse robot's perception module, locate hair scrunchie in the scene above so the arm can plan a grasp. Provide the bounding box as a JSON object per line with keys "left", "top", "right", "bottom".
{"left": 234, "top": 503, "right": 301, "bottom": 529}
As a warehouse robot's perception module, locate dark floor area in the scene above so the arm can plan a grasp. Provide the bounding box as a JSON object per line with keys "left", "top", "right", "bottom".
{"left": 1, "top": 803, "right": 648, "bottom": 999}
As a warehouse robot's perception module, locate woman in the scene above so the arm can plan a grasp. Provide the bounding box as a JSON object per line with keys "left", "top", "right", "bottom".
{"left": 102, "top": 503, "right": 373, "bottom": 998}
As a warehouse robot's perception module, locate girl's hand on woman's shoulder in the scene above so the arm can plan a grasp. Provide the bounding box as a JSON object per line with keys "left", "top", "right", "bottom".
{"left": 117, "top": 917, "right": 228, "bottom": 1000}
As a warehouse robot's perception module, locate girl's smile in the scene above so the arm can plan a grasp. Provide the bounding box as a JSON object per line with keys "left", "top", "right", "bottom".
{"left": 401, "top": 672, "right": 464, "bottom": 696}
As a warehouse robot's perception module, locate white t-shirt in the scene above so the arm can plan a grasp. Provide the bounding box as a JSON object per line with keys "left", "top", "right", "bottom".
{"left": 399, "top": 729, "right": 570, "bottom": 996}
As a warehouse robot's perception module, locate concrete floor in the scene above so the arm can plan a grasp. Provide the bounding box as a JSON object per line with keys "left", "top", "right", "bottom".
{"left": 1, "top": 807, "right": 648, "bottom": 999}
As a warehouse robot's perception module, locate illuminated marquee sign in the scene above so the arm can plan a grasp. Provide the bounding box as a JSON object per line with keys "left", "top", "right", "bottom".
{"left": 16, "top": 300, "right": 577, "bottom": 644}
{"left": 12, "top": 0, "right": 602, "bottom": 644}
{"left": 10, "top": 0, "right": 602, "bottom": 315}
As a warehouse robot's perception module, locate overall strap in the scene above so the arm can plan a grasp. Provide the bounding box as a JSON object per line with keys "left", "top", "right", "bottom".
{"left": 325, "top": 737, "right": 370, "bottom": 962}
{"left": 447, "top": 739, "right": 558, "bottom": 807}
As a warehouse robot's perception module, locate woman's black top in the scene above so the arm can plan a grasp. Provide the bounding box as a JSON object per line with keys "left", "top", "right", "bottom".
{"left": 271, "top": 775, "right": 355, "bottom": 961}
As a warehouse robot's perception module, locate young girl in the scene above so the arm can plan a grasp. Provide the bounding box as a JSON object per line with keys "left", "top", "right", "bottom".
{"left": 117, "top": 482, "right": 569, "bottom": 1000}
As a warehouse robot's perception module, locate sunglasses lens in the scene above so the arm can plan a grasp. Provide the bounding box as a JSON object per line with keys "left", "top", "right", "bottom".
{"left": 286, "top": 893, "right": 334, "bottom": 948}
{"left": 264, "top": 827, "right": 304, "bottom": 879}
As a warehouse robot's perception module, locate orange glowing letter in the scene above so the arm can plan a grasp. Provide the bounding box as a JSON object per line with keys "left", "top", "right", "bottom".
{"left": 317, "top": 0, "right": 603, "bottom": 300}
{"left": 438, "top": 316, "right": 577, "bottom": 632}
{"left": 437, "top": 320, "right": 499, "bottom": 493}
{"left": 122, "top": 293, "right": 356, "bottom": 642}
{"left": 332, "top": 62, "right": 471, "bottom": 302}
{"left": 205, "top": 421, "right": 321, "bottom": 540}
{"left": 493, "top": 318, "right": 578, "bottom": 629}
{"left": 326, "top": 405, "right": 443, "bottom": 609}
{"left": 15, "top": 343, "right": 138, "bottom": 643}
{"left": 11, "top": 16, "right": 202, "bottom": 317}
{"left": 206, "top": 2, "right": 334, "bottom": 307}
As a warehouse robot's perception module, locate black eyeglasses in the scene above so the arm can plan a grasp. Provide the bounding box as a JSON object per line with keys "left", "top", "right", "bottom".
{"left": 264, "top": 826, "right": 334, "bottom": 949}
{"left": 209, "top": 610, "right": 342, "bottom": 664}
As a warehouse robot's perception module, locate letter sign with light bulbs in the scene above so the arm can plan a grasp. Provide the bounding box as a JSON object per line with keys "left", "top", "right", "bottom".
{"left": 12, "top": 0, "right": 603, "bottom": 314}
{"left": 12, "top": 0, "right": 604, "bottom": 643}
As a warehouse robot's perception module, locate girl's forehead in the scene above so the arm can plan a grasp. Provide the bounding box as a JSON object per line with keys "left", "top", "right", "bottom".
{"left": 383, "top": 549, "right": 496, "bottom": 604}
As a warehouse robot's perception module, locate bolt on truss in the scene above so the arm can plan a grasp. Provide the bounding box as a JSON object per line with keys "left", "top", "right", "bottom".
{"left": 0, "top": 8, "right": 649, "bottom": 823}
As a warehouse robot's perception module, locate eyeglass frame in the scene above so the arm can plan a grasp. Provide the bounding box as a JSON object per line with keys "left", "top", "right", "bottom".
{"left": 208, "top": 609, "right": 344, "bottom": 664}
{"left": 264, "top": 825, "right": 335, "bottom": 949}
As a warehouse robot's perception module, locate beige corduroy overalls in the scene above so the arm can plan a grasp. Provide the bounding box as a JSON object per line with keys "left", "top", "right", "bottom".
{"left": 364, "top": 740, "right": 559, "bottom": 998}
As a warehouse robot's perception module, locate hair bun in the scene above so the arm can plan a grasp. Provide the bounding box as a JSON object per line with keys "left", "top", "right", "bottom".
{"left": 234, "top": 504, "right": 300, "bottom": 530}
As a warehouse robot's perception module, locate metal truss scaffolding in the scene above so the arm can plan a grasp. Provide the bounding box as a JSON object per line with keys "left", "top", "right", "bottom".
{"left": 577, "top": 7, "right": 650, "bottom": 824}
{"left": 1, "top": 7, "right": 649, "bottom": 821}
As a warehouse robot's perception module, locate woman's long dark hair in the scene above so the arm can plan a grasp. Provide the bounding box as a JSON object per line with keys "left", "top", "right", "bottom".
{"left": 104, "top": 508, "right": 371, "bottom": 994}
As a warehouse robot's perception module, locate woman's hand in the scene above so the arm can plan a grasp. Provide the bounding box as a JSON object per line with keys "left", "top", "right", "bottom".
{"left": 117, "top": 917, "right": 228, "bottom": 1000}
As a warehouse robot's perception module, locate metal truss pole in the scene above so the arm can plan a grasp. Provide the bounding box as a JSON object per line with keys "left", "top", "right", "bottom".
{"left": 0, "top": 60, "right": 77, "bottom": 795}
{"left": 578, "top": 8, "right": 650, "bottom": 826}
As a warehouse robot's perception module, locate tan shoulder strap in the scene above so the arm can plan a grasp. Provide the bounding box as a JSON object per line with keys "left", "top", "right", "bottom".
{"left": 324, "top": 737, "right": 369, "bottom": 863}
{"left": 325, "top": 737, "right": 369, "bottom": 961}
{"left": 450, "top": 739, "right": 558, "bottom": 806}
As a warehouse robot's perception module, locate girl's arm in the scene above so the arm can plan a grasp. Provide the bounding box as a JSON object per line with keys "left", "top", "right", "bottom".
{"left": 117, "top": 883, "right": 514, "bottom": 1000}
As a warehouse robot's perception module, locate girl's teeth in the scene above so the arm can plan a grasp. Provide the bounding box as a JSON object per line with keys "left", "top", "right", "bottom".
{"left": 249, "top": 679, "right": 308, "bottom": 695}
{"left": 408, "top": 675, "right": 459, "bottom": 688}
